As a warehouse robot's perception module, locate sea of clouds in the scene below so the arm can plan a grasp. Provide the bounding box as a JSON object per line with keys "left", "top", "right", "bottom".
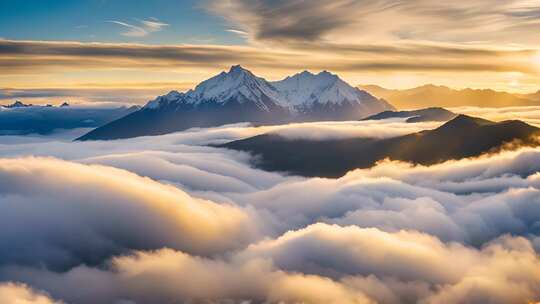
{"left": 0, "top": 111, "right": 539, "bottom": 303}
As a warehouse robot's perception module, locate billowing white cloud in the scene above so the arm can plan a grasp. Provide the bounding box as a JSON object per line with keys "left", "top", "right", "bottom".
{"left": 0, "top": 157, "right": 258, "bottom": 270}
{"left": 0, "top": 111, "right": 539, "bottom": 303}
{"left": 2, "top": 225, "right": 539, "bottom": 304}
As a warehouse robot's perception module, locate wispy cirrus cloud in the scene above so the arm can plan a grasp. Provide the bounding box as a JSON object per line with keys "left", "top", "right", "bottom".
{"left": 140, "top": 17, "right": 169, "bottom": 33}
{"left": 108, "top": 17, "right": 168, "bottom": 37}
{"left": 226, "top": 29, "right": 250, "bottom": 38}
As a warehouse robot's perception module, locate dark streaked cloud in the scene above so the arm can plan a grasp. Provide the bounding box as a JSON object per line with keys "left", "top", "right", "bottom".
{"left": 209, "top": 0, "right": 540, "bottom": 45}
{"left": 208, "top": 0, "right": 386, "bottom": 41}
{"left": 0, "top": 39, "right": 535, "bottom": 76}
{"left": 0, "top": 40, "right": 268, "bottom": 63}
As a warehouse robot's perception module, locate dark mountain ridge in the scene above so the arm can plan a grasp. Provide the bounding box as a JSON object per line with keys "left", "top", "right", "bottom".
{"left": 363, "top": 107, "right": 456, "bottom": 122}
{"left": 220, "top": 115, "right": 540, "bottom": 177}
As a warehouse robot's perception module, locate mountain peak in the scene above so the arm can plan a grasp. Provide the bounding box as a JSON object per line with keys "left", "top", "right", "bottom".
{"left": 417, "top": 84, "right": 450, "bottom": 91}
{"left": 228, "top": 64, "right": 249, "bottom": 74}
{"left": 144, "top": 65, "right": 284, "bottom": 110}
{"left": 272, "top": 69, "right": 379, "bottom": 109}
{"left": 224, "top": 65, "right": 257, "bottom": 82}
{"left": 435, "top": 114, "right": 494, "bottom": 132}
{"left": 318, "top": 70, "right": 337, "bottom": 77}
{"left": 4, "top": 100, "right": 31, "bottom": 108}
{"left": 451, "top": 114, "right": 493, "bottom": 125}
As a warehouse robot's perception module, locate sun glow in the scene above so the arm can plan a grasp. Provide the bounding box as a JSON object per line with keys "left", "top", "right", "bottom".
{"left": 534, "top": 52, "right": 540, "bottom": 68}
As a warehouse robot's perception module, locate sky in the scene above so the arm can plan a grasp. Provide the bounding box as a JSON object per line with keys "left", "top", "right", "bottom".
{"left": 1, "top": 0, "right": 540, "bottom": 105}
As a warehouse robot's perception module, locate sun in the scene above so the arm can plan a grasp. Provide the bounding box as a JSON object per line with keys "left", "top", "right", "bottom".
{"left": 534, "top": 52, "right": 540, "bottom": 68}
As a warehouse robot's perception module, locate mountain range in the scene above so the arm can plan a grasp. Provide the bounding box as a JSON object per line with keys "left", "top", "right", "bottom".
{"left": 220, "top": 115, "right": 540, "bottom": 177}
{"left": 77, "top": 66, "right": 394, "bottom": 140}
{"left": 0, "top": 103, "right": 139, "bottom": 135}
{"left": 2, "top": 100, "right": 72, "bottom": 108}
{"left": 361, "top": 84, "right": 540, "bottom": 109}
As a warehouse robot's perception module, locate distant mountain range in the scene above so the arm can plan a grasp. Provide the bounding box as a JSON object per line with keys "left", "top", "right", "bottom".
{"left": 2, "top": 100, "right": 72, "bottom": 108}
{"left": 220, "top": 115, "right": 540, "bottom": 177}
{"left": 0, "top": 102, "right": 139, "bottom": 135}
{"left": 77, "top": 66, "right": 394, "bottom": 140}
{"left": 360, "top": 84, "right": 540, "bottom": 109}
{"left": 521, "top": 90, "right": 540, "bottom": 101}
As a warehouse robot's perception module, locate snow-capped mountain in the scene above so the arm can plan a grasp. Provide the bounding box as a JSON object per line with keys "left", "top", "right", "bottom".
{"left": 77, "top": 66, "right": 394, "bottom": 140}
{"left": 274, "top": 70, "right": 367, "bottom": 107}
{"left": 145, "top": 65, "right": 286, "bottom": 111}
{"left": 272, "top": 70, "right": 394, "bottom": 120}
{"left": 145, "top": 66, "right": 392, "bottom": 116}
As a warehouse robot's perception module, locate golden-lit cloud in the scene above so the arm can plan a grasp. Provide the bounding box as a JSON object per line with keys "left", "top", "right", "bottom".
{"left": 0, "top": 157, "right": 258, "bottom": 270}
{"left": 2, "top": 39, "right": 533, "bottom": 73}
{"left": 1, "top": 38, "right": 538, "bottom": 103}
{"left": 0, "top": 282, "right": 61, "bottom": 304}
{"left": 3, "top": 227, "right": 540, "bottom": 303}
{"left": 0, "top": 112, "right": 540, "bottom": 303}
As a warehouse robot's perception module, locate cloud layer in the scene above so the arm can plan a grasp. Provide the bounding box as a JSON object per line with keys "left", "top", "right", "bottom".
{"left": 0, "top": 112, "right": 539, "bottom": 303}
{"left": 2, "top": 226, "right": 539, "bottom": 303}
{"left": 2, "top": 39, "right": 537, "bottom": 107}
{"left": 3, "top": 39, "right": 531, "bottom": 74}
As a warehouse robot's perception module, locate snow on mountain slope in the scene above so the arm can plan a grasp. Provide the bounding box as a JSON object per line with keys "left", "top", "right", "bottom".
{"left": 145, "top": 65, "right": 285, "bottom": 111}
{"left": 144, "top": 66, "right": 393, "bottom": 114}
{"left": 272, "top": 70, "right": 363, "bottom": 108}
{"left": 78, "top": 66, "right": 396, "bottom": 140}
{"left": 144, "top": 65, "right": 394, "bottom": 119}
{"left": 145, "top": 90, "right": 184, "bottom": 110}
